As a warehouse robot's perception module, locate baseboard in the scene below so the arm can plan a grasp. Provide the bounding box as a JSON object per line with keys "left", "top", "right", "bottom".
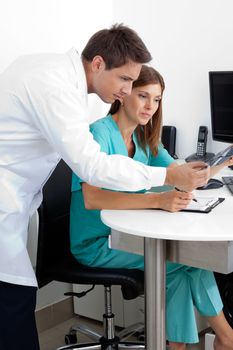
{"left": 205, "top": 333, "right": 215, "bottom": 350}
{"left": 36, "top": 297, "right": 74, "bottom": 333}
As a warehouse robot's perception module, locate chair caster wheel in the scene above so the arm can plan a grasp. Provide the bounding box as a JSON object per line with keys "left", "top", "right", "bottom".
{"left": 137, "top": 333, "right": 145, "bottom": 342}
{"left": 136, "top": 331, "right": 145, "bottom": 342}
{"left": 65, "top": 332, "right": 77, "bottom": 344}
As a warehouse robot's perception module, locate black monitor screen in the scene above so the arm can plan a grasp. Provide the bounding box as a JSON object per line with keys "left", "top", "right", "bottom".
{"left": 209, "top": 71, "right": 233, "bottom": 143}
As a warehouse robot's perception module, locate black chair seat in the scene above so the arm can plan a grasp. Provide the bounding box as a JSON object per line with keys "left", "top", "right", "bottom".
{"left": 46, "top": 256, "right": 144, "bottom": 300}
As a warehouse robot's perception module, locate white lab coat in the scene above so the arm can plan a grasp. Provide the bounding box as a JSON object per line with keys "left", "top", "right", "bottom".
{"left": 0, "top": 48, "right": 166, "bottom": 286}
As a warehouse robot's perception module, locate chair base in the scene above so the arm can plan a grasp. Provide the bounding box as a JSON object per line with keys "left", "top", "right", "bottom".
{"left": 57, "top": 341, "right": 144, "bottom": 350}
{"left": 67, "top": 321, "right": 144, "bottom": 342}
{"left": 58, "top": 321, "right": 145, "bottom": 350}
{"left": 57, "top": 286, "right": 145, "bottom": 350}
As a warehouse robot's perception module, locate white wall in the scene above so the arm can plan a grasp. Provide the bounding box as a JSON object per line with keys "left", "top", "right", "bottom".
{"left": 113, "top": 0, "right": 233, "bottom": 158}
{"left": 0, "top": 0, "right": 112, "bottom": 124}
{"left": 0, "top": 0, "right": 113, "bottom": 70}
{"left": 0, "top": 0, "right": 113, "bottom": 309}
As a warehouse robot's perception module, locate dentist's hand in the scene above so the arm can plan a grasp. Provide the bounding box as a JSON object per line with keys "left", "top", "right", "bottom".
{"left": 210, "top": 156, "right": 233, "bottom": 177}
{"left": 165, "top": 161, "right": 210, "bottom": 192}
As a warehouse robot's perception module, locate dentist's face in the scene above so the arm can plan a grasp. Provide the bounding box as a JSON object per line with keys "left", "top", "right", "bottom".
{"left": 91, "top": 57, "right": 142, "bottom": 103}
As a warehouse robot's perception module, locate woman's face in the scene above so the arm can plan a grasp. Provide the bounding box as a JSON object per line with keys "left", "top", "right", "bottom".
{"left": 122, "top": 83, "right": 162, "bottom": 126}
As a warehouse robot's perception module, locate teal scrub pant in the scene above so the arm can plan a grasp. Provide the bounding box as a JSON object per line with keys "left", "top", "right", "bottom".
{"left": 76, "top": 238, "right": 223, "bottom": 344}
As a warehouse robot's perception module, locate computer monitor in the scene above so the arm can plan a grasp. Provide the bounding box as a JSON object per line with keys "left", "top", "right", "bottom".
{"left": 209, "top": 71, "right": 233, "bottom": 143}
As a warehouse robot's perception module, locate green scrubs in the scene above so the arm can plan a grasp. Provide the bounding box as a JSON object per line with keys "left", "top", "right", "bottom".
{"left": 70, "top": 114, "right": 223, "bottom": 343}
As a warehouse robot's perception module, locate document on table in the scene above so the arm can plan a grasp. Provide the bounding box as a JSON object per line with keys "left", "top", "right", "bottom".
{"left": 182, "top": 197, "right": 225, "bottom": 213}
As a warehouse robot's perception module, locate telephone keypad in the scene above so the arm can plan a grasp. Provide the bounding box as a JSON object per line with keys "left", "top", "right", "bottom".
{"left": 197, "top": 142, "right": 205, "bottom": 156}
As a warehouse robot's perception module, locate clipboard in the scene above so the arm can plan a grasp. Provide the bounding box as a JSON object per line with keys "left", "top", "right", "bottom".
{"left": 181, "top": 197, "right": 225, "bottom": 213}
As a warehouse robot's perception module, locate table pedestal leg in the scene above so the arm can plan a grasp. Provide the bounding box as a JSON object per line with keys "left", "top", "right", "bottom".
{"left": 144, "top": 237, "right": 166, "bottom": 350}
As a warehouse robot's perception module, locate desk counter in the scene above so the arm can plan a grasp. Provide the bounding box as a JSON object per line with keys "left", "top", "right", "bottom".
{"left": 101, "top": 167, "right": 233, "bottom": 350}
{"left": 104, "top": 168, "right": 233, "bottom": 273}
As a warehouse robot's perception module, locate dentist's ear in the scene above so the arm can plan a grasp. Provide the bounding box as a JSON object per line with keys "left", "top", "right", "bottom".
{"left": 91, "top": 56, "right": 105, "bottom": 72}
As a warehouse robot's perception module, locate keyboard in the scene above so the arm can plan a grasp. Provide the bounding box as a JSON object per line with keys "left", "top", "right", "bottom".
{"left": 222, "top": 176, "right": 233, "bottom": 195}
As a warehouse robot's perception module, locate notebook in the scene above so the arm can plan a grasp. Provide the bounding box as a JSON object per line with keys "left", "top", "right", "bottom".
{"left": 182, "top": 197, "right": 225, "bottom": 213}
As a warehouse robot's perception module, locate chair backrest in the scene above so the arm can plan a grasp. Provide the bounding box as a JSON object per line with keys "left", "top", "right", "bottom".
{"left": 36, "top": 160, "right": 73, "bottom": 287}
{"left": 36, "top": 160, "right": 144, "bottom": 299}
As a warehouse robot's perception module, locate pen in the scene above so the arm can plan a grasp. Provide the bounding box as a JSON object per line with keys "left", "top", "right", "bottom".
{"left": 175, "top": 187, "right": 198, "bottom": 202}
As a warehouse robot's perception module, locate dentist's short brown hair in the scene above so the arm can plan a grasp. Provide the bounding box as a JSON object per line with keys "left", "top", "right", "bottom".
{"left": 82, "top": 23, "right": 152, "bottom": 69}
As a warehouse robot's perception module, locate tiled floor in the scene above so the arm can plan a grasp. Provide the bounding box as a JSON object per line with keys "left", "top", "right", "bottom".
{"left": 39, "top": 316, "right": 205, "bottom": 350}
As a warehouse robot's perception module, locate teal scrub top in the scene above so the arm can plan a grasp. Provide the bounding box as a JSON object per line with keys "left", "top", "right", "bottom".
{"left": 70, "top": 114, "right": 174, "bottom": 266}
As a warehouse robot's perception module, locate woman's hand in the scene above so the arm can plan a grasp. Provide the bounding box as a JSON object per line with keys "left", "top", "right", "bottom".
{"left": 155, "top": 190, "right": 193, "bottom": 212}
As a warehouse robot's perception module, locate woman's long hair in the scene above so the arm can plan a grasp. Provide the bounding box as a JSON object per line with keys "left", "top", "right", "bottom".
{"left": 109, "top": 65, "right": 165, "bottom": 156}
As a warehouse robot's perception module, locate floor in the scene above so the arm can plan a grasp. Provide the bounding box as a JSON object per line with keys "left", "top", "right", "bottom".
{"left": 39, "top": 316, "right": 206, "bottom": 350}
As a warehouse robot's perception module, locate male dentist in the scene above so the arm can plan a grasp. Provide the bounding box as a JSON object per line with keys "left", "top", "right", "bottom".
{"left": 0, "top": 24, "right": 209, "bottom": 349}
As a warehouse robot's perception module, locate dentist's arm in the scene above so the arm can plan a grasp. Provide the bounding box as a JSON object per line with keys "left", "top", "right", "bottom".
{"left": 165, "top": 162, "right": 210, "bottom": 191}
{"left": 25, "top": 72, "right": 209, "bottom": 192}
{"left": 209, "top": 157, "right": 233, "bottom": 178}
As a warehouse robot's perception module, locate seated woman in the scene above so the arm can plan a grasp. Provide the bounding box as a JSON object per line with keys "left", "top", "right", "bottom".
{"left": 70, "top": 65, "right": 233, "bottom": 350}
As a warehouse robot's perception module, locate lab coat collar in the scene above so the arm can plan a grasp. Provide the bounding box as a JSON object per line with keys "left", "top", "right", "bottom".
{"left": 66, "top": 48, "right": 88, "bottom": 101}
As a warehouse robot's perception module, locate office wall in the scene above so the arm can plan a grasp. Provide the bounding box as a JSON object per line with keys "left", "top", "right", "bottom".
{"left": 0, "top": 0, "right": 113, "bottom": 309}
{"left": 113, "top": 0, "right": 233, "bottom": 157}
{"left": 0, "top": 0, "right": 113, "bottom": 122}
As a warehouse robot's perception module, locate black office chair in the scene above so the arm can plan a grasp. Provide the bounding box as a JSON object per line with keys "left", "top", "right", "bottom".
{"left": 36, "top": 160, "right": 145, "bottom": 349}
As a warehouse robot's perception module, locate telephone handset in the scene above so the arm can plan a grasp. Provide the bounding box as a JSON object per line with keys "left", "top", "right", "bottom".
{"left": 196, "top": 126, "right": 208, "bottom": 157}
{"left": 185, "top": 125, "right": 214, "bottom": 162}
